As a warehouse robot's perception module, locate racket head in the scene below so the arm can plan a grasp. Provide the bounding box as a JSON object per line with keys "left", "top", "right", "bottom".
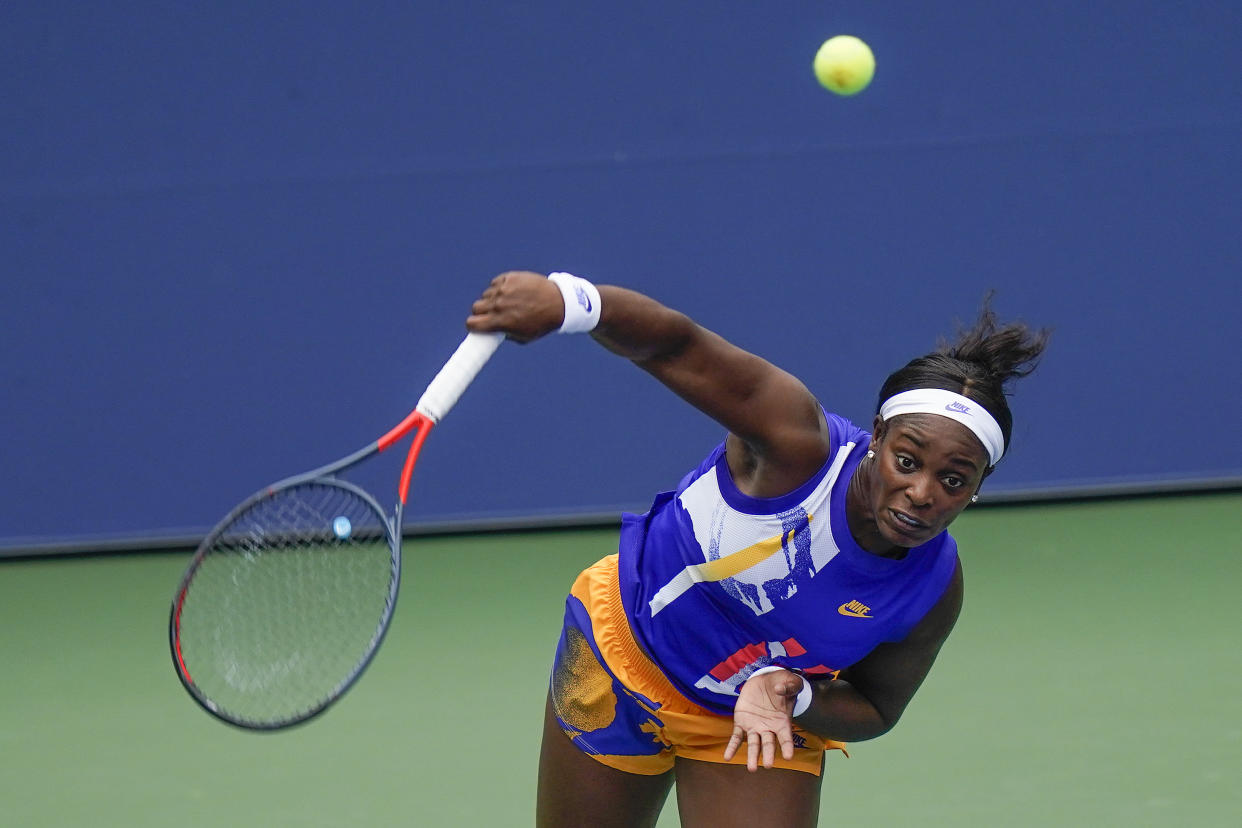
{"left": 170, "top": 477, "right": 401, "bottom": 730}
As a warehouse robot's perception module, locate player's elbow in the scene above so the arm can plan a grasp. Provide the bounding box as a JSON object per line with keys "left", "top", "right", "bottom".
{"left": 872, "top": 707, "right": 903, "bottom": 738}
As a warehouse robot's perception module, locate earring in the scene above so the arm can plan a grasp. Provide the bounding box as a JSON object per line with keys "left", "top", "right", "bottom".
{"left": 970, "top": 494, "right": 979, "bottom": 503}
{"left": 866, "top": 450, "right": 875, "bottom": 459}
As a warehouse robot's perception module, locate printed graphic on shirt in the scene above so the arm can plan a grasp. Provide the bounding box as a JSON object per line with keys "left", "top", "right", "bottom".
{"left": 718, "top": 507, "right": 814, "bottom": 615}
{"left": 647, "top": 508, "right": 815, "bottom": 616}
{"left": 693, "top": 636, "right": 841, "bottom": 696}
{"left": 649, "top": 444, "right": 853, "bottom": 617}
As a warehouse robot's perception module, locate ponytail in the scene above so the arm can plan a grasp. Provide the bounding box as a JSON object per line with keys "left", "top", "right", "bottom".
{"left": 876, "top": 295, "right": 1050, "bottom": 451}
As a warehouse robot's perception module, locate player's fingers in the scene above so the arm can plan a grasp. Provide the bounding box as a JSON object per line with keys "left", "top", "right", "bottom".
{"left": 465, "top": 311, "right": 499, "bottom": 332}
{"left": 723, "top": 726, "right": 744, "bottom": 760}
{"left": 466, "top": 314, "right": 530, "bottom": 344}
{"left": 761, "top": 731, "right": 776, "bottom": 769}
{"left": 778, "top": 675, "right": 802, "bottom": 698}
{"left": 778, "top": 727, "right": 795, "bottom": 761}
{"left": 746, "top": 731, "right": 760, "bottom": 772}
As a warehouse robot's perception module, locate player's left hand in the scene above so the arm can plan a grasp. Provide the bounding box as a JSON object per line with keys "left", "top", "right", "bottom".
{"left": 723, "top": 669, "right": 803, "bottom": 771}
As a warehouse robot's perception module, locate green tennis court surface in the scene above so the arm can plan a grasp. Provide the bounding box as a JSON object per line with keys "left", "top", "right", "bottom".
{"left": 3, "top": 492, "right": 1240, "bottom": 826}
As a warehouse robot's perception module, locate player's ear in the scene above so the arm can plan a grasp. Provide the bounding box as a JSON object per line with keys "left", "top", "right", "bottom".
{"left": 870, "top": 415, "right": 887, "bottom": 449}
{"left": 969, "top": 461, "right": 995, "bottom": 505}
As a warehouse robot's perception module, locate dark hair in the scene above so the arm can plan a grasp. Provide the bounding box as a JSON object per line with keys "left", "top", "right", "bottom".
{"left": 876, "top": 296, "right": 1050, "bottom": 459}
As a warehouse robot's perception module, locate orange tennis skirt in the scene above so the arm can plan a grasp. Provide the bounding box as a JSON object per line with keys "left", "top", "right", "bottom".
{"left": 549, "top": 554, "right": 845, "bottom": 776}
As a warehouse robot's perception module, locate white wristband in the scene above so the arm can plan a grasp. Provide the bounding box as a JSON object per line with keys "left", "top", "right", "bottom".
{"left": 547, "top": 272, "right": 602, "bottom": 334}
{"left": 748, "top": 666, "right": 813, "bottom": 718}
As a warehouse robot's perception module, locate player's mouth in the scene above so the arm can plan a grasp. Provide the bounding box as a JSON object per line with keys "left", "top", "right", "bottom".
{"left": 888, "top": 509, "right": 930, "bottom": 537}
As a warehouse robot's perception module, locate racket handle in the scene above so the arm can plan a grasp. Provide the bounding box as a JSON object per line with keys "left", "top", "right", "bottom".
{"left": 416, "top": 331, "right": 503, "bottom": 422}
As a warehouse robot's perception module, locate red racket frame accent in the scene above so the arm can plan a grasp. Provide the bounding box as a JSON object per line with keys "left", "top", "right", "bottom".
{"left": 171, "top": 592, "right": 193, "bottom": 684}
{"left": 376, "top": 411, "right": 435, "bottom": 506}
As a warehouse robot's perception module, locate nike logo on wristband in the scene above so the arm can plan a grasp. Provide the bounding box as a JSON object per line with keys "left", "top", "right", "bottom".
{"left": 574, "top": 285, "right": 592, "bottom": 313}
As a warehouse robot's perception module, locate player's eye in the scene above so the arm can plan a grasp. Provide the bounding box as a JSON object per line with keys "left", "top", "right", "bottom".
{"left": 895, "top": 455, "right": 916, "bottom": 470}
{"left": 942, "top": 476, "right": 965, "bottom": 490}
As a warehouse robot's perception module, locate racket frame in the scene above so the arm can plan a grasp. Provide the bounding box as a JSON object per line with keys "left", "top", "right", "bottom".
{"left": 170, "top": 471, "right": 403, "bottom": 730}
{"left": 169, "top": 331, "right": 501, "bottom": 730}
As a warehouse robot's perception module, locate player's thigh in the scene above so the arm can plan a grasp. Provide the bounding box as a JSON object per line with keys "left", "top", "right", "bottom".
{"left": 673, "top": 754, "right": 824, "bottom": 828}
{"left": 536, "top": 695, "right": 673, "bottom": 828}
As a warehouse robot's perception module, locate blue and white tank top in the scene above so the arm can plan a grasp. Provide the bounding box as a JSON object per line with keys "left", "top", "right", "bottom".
{"left": 616, "top": 412, "right": 959, "bottom": 715}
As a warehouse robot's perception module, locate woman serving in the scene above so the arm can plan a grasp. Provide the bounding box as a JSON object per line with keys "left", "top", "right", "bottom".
{"left": 466, "top": 271, "right": 1048, "bottom": 828}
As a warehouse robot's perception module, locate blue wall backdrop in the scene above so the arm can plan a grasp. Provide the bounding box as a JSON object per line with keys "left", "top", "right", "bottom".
{"left": 3, "top": 2, "right": 1240, "bottom": 551}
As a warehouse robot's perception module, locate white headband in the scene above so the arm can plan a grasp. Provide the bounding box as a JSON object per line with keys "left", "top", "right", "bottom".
{"left": 879, "top": 389, "right": 1005, "bottom": 467}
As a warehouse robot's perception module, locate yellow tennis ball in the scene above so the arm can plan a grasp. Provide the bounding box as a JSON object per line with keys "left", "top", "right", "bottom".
{"left": 813, "top": 35, "right": 875, "bottom": 96}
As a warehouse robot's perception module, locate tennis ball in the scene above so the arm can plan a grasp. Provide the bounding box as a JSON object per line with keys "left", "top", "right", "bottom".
{"left": 813, "top": 35, "right": 875, "bottom": 96}
{"left": 332, "top": 516, "right": 352, "bottom": 540}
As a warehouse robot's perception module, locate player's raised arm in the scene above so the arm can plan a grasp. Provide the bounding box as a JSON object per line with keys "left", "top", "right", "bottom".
{"left": 466, "top": 271, "right": 831, "bottom": 494}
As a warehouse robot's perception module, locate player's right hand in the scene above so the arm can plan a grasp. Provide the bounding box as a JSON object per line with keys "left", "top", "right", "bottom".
{"left": 723, "top": 669, "right": 802, "bottom": 771}
{"left": 466, "top": 271, "right": 566, "bottom": 344}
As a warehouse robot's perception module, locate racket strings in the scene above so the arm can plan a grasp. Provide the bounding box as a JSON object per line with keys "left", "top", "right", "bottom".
{"left": 176, "top": 482, "right": 397, "bottom": 727}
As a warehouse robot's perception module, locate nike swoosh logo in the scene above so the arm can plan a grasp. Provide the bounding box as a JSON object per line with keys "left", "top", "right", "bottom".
{"left": 838, "top": 604, "right": 873, "bottom": 618}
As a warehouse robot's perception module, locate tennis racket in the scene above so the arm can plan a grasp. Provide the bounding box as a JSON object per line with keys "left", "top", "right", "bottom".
{"left": 170, "top": 331, "right": 503, "bottom": 730}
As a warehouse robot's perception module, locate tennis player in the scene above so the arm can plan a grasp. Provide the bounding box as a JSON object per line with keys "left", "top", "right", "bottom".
{"left": 466, "top": 271, "right": 1048, "bottom": 827}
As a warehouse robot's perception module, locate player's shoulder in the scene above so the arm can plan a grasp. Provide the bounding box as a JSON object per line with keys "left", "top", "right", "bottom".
{"left": 822, "top": 409, "right": 871, "bottom": 453}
